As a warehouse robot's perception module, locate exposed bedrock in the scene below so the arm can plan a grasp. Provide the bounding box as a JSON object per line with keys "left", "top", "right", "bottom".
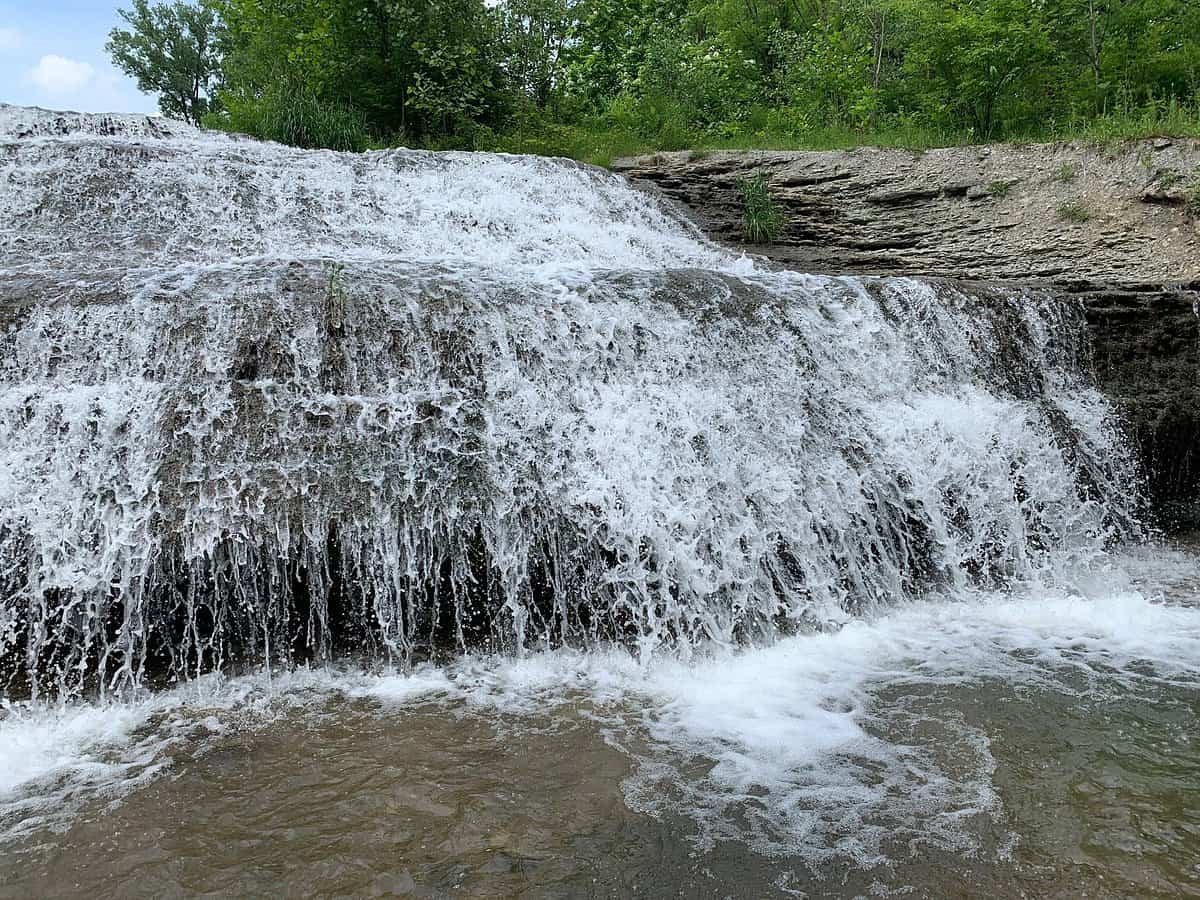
{"left": 614, "top": 143, "right": 1200, "bottom": 529}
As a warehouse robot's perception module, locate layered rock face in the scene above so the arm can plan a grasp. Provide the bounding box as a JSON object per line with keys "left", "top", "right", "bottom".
{"left": 615, "top": 143, "right": 1200, "bottom": 529}
{"left": 613, "top": 142, "right": 1200, "bottom": 281}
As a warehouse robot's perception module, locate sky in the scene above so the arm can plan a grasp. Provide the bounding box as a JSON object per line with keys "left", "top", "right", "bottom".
{"left": 0, "top": 1, "right": 158, "bottom": 115}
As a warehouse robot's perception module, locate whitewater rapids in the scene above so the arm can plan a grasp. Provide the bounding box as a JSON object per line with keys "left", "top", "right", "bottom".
{"left": 0, "top": 104, "right": 1144, "bottom": 697}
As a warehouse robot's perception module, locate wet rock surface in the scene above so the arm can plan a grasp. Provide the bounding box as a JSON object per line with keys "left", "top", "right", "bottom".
{"left": 1078, "top": 282, "right": 1200, "bottom": 530}
{"left": 615, "top": 143, "right": 1200, "bottom": 530}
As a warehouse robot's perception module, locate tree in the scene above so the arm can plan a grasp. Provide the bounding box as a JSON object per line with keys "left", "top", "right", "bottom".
{"left": 136, "top": 0, "right": 1200, "bottom": 151}
{"left": 107, "top": 0, "right": 223, "bottom": 125}
{"left": 900, "top": 0, "right": 1056, "bottom": 139}
{"left": 498, "top": 0, "right": 573, "bottom": 109}
{"left": 210, "top": 0, "right": 507, "bottom": 145}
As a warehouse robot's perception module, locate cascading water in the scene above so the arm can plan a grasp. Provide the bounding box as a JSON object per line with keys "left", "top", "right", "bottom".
{"left": 0, "top": 105, "right": 1143, "bottom": 700}
{"left": 3, "top": 105, "right": 1199, "bottom": 898}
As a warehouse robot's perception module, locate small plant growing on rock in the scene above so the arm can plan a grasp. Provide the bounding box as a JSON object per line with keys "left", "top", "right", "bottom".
{"left": 1056, "top": 201, "right": 1093, "bottom": 223}
{"left": 739, "top": 174, "right": 783, "bottom": 243}
{"left": 1055, "top": 163, "right": 1078, "bottom": 183}
{"left": 1157, "top": 170, "right": 1185, "bottom": 189}
{"left": 986, "top": 180, "right": 1013, "bottom": 198}
{"left": 325, "top": 261, "right": 348, "bottom": 333}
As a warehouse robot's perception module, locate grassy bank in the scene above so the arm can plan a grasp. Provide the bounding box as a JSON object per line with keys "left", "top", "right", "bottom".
{"left": 482, "top": 100, "right": 1200, "bottom": 168}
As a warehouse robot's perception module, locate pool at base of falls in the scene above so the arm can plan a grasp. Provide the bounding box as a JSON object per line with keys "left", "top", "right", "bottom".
{"left": 2, "top": 546, "right": 1197, "bottom": 899}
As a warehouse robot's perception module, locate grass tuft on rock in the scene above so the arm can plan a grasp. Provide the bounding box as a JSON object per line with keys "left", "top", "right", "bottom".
{"left": 739, "top": 174, "right": 784, "bottom": 243}
{"left": 1057, "top": 201, "right": 1093, "bottom": 223}
{"left": 1055, "top": 163, "right": 1079, "bottom": 182}
{"left": 1185, "top": 173, "right": 1200, "bottom": 219}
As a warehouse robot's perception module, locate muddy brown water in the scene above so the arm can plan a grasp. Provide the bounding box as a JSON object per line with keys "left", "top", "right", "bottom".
{"left": 2, "top": 676, "right": 1197, "bottom": 898}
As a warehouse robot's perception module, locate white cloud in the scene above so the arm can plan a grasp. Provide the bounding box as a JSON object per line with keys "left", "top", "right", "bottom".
{"left": 0, "top": 27, "right": 20, "bottom": 51}
{"left": 27, "top": 54, "right": 95, "bottom": 95}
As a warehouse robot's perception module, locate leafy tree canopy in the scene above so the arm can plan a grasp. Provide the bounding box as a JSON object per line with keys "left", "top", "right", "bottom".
{"left": 110, "top": 0, "right": 1200, "bottom": 154}
{"left": 107, "top": 0, "right": 224, "bottom": 124}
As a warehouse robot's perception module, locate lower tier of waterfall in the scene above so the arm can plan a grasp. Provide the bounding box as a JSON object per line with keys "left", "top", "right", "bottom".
{"left": 1, "top": 261, "right": 1141, "bottom": 698}
{"left": 1, "top": 546, "right": 1198, "bottom": 897}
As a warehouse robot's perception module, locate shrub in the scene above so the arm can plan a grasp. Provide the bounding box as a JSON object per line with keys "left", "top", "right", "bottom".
{"left": 655, "top": 118, "right": 695, "bottom": 152}
{"left": 739, "top": 174, "right": 783, "bottom": 243}
{"left": 1057, "top": 201, "right": 1093, "bottom": 223}
{"left": 208, "top": 81, "right": 369, "bottom": 152}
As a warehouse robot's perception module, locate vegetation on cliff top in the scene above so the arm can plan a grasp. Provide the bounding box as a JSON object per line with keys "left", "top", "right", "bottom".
{"left": 110, "top": 0, "right": 1200, "bottom": 164}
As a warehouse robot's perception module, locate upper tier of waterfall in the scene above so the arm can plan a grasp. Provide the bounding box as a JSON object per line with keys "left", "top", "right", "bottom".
{"left": 0, "top": 105, "right": 1142, "bottom": 699}
{"left": 0, "top": 103, "right": 729, "bottom": 278}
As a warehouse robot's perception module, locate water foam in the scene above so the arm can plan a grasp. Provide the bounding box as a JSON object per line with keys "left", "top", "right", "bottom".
{"left": 3, "top": 559, "right": 1196, "bottom": 864}
{"left": 1, "top": 103, "right": 728, "bottom": 277}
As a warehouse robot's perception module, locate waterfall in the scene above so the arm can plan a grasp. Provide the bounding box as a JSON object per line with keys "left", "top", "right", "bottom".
{"left": 0, "top": 105, "right": 1142, "bottom": 699}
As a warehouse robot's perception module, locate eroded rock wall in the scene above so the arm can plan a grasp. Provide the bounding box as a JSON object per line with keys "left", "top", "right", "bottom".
{"left": 615, "top": 142, "right": 1200, "bottom": 529}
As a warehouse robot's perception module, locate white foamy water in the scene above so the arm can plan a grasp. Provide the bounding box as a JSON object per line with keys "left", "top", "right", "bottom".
{"left": 1, "top": 107, "right": 1188, "bottom": 879}
{"left": 0, "top": 103, "right": 730, "bottom": 277}
{"left": 2, "top": 558, "right": 1197, "bottom": 863}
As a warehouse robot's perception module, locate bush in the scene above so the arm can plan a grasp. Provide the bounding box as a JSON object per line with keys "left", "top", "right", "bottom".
{"left": 739, "top": 174, "right": 784, "bottom": 243}
{"left": 655, "top": 118, "right": 695, "bottom": 152}
{"left": 1057, "top": 201, "right": 1093, "bottom": 223}
{"left": 207, "top": 81, "right": 369, "bottom": 152}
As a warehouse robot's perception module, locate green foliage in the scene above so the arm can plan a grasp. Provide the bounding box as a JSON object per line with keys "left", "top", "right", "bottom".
{"left": 114, "top": 0, "right": 1200, "bottom": 157}
{"left": 772, "top": 26, "right": 877, "bottom": 127}
{"left": 497, "top": 0, "right": 572, "bottom": 109}
{"left": 107, "top": 0, "right": 223, "bottom": 124}
{"left": 325, "top": 261, "right": 348, "bottom": 331}
{"left": 489, "top": 113, "right": 648, "bottom": 167}
{"left": 206, "top": 0, "right": 506, "bottom": 146}
{"left": 739, "top": 174, "right": 784, "bottom": 243}
{"left": 1057, "top": 201, "right": 1093, "bottom": 223}
{"left": 987, "top": 180, "right": 1013, "bottom": 198}
{"left": 210, "top": 80, "right": 367, "bottom": 151}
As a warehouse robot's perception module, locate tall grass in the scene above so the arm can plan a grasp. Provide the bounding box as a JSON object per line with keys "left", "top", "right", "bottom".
{"left": 207, "top": 82, "right": 369, "bottom": 152}
{"left": 205, "top": 87, "right": 1200, "bottom": 166}
{"left": 738, "top": 174, "right": 784, "bottom": 243}
{"left": 486, "top": 95, "right": 1200, "bottom": 167}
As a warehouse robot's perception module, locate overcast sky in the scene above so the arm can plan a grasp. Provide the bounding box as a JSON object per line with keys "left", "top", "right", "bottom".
{"left": 0, "top": 1, "right": 158, "bottom": 115}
